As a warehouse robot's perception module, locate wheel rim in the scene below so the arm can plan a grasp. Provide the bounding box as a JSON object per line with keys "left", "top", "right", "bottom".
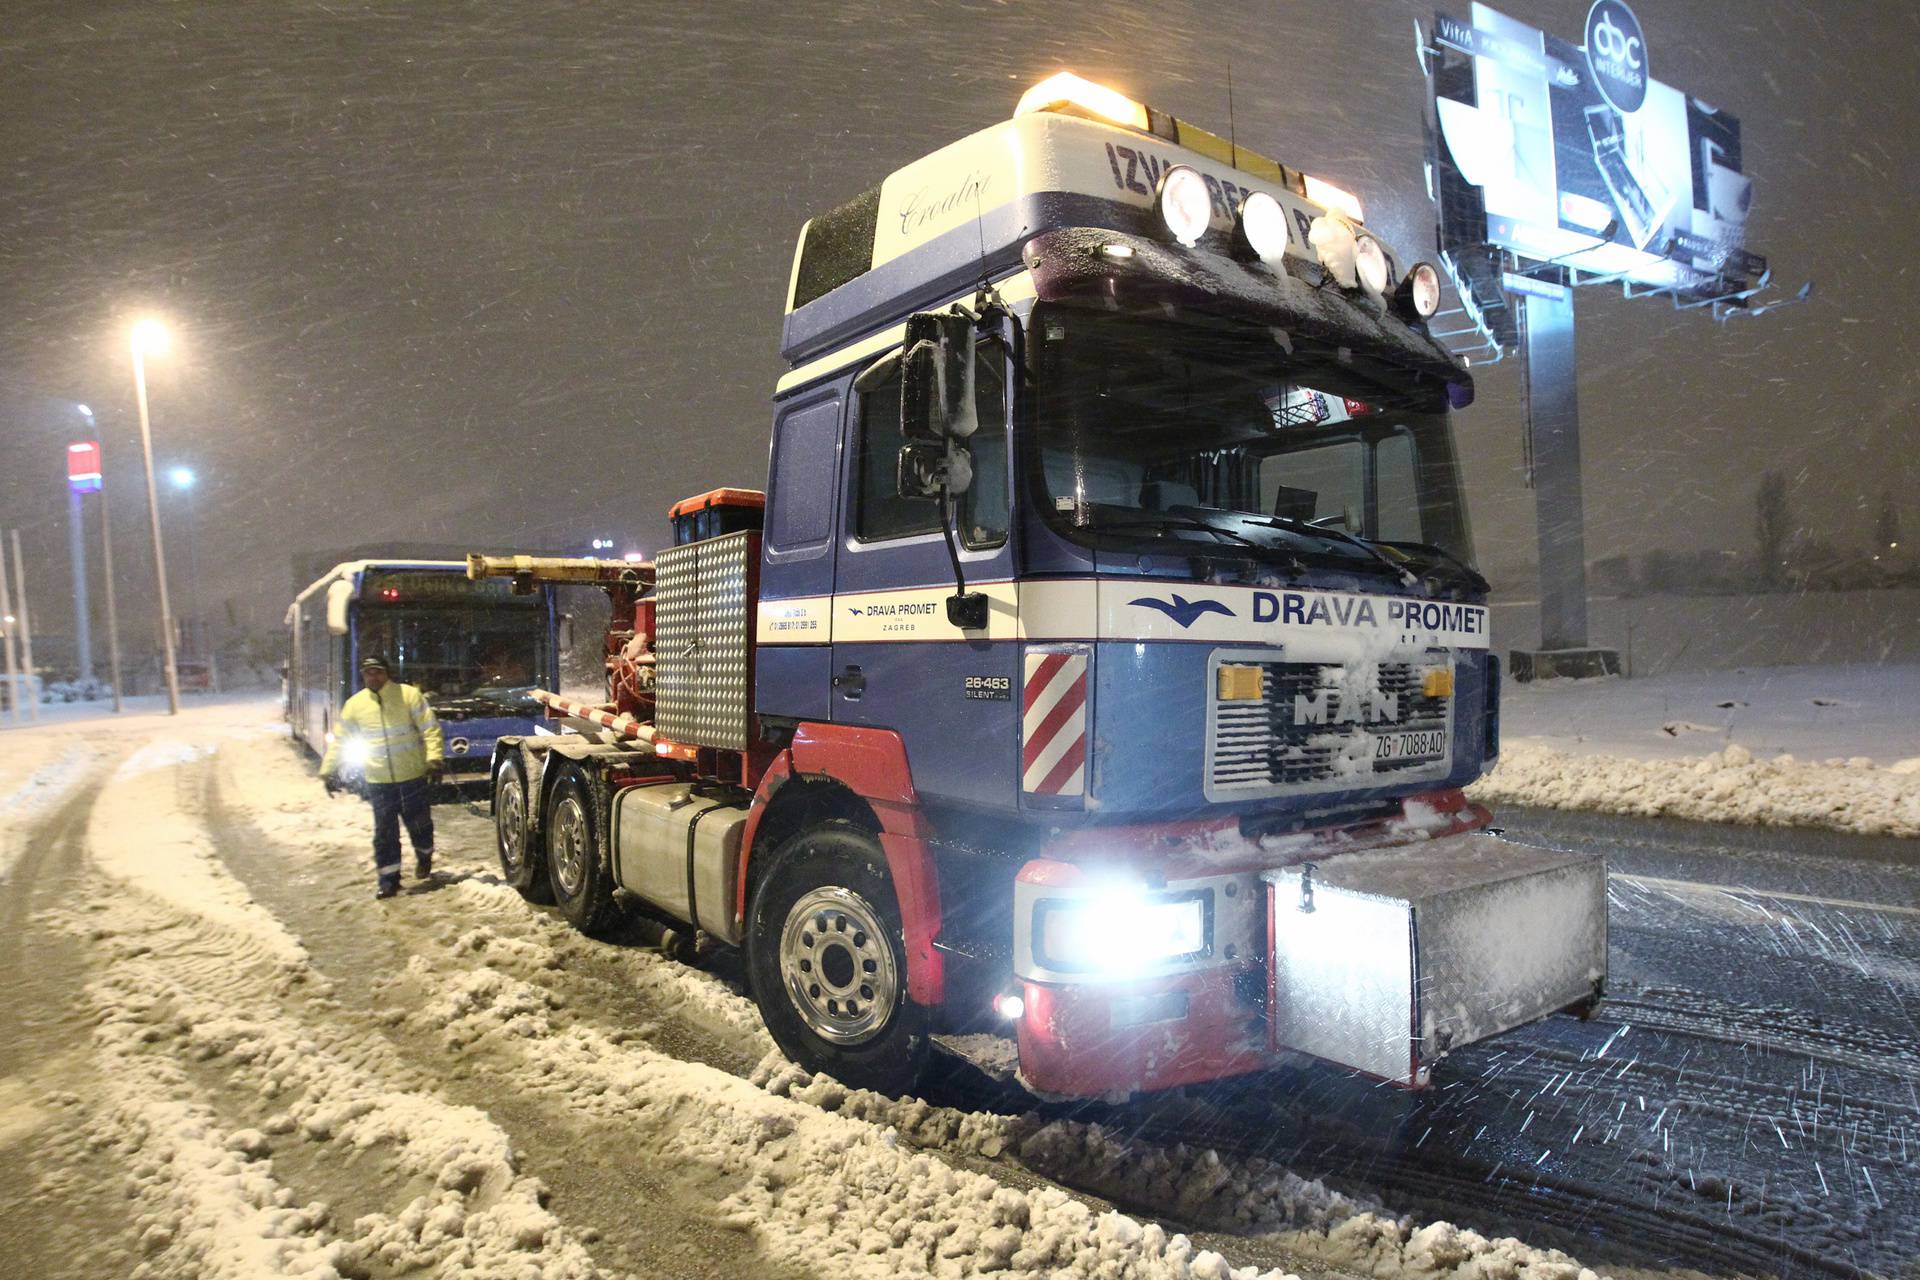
{"left": 497, "top": 773, "right": 526, "bottom": 874}
{"left": 778, "top": 886, "right": 898, "bottom": 1046}
{"left": 550, "top": 795, "right": 588, "bottom": 896}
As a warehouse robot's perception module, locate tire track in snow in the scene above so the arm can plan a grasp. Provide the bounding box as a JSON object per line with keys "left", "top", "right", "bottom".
{"left": 62, "top": 732, "right": 611, "bottom": 1279}
{"left": 211, "top": 736, "right": 1647, "bottom": 1280}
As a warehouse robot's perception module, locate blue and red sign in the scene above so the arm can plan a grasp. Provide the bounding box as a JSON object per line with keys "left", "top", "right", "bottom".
{"left": 67, "top": 441, "right": 102, "bottom": 493}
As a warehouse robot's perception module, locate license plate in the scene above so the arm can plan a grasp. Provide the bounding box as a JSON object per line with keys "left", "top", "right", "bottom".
{"left": 1373, "top": 729, "right": 1446, "bottom": 762}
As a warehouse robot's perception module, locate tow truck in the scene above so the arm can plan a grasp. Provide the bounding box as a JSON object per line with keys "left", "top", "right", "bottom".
{"left": 470, "top": 73, "right": 1606, "bottom": 1098}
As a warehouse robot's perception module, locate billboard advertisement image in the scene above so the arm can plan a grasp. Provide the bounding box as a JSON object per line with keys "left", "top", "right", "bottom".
{"left": 1428, "top": 0, "right": 1763, "bottom": 330}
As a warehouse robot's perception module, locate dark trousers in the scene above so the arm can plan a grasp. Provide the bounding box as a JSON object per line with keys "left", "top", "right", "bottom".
{"left": 367, "top": 778, "right": 434, "bottom": 879}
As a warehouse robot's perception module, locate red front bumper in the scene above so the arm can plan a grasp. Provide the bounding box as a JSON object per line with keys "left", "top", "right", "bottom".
{"left": 1015, "top": 967, "right": 1274, "bottom": 1098}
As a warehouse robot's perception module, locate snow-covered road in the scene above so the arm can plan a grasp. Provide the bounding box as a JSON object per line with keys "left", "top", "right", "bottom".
{"left": 0, "top": 700, "right": 1914, "bottom": 1279}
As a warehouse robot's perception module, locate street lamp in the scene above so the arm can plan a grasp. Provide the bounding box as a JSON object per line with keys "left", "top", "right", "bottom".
{"left": 130, "top": 317, "right": 182, "bottom": 714}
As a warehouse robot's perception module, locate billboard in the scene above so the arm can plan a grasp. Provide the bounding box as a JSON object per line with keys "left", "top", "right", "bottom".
{"left": 1427, "top": 1, "right": 1763, "bottom": 331}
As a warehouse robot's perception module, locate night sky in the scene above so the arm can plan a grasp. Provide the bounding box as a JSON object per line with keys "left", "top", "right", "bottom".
{"left": 1, "top": 0, "right": 1913, "bottom": 651}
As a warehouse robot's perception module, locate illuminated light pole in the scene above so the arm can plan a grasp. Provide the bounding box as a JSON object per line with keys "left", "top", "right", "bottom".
{"left": 130, "top": 317, "right": 182, "bottom": 714}
{"left": 0, "top": 539, "right": 17, "bottom": 723}
{"left": 168, "top": 465, "right": 199, "bottom": 666}
{"left": 68, "top": 422, "right": 101, "bottom": 685}
{"left": 9, "top": 529, "right": 38, "bottom": 722}
{"left": 100, "top": 455, "right": 124, "bottom": 713}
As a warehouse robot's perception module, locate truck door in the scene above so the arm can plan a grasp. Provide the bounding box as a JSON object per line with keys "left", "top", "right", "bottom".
{"left": 831, "top": 332, "right": 1017, "bottom": 810}
{"left": 756, "top": 389, "right": 844, "bottom": 725}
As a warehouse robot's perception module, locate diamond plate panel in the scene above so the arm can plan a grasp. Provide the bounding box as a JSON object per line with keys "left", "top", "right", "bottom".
{"left": 654, "top": 532, "right": 753, "bottom": 750}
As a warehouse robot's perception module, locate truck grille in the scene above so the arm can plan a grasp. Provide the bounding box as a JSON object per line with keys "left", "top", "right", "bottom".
{"left": 654, "top": 532, "right": 756, "bottom": 750}
{"left": 1207, "top": 655, "right": 1453, "bottom": 799}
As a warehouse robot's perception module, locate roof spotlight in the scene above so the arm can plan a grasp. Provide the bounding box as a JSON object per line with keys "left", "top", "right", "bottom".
{"left": 1354, "top": 233, "right": 1392, "bottom": 296}
{"left": 1238, "top": 191, "right": 1290, "bottom": 265}
{"left": 1395, "top": 262, "right": 1444, "bottom": 320}
{"left": 1157, "top": 165, "right": 1212, "bottom": 248}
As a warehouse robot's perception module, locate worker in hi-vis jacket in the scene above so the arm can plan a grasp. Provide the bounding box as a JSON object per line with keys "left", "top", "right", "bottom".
{"left": 319, "top": 654, "right": 445, "bottom": 899}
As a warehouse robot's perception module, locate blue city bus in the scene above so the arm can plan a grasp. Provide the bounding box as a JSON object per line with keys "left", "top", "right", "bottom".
{"left": 285, "top": 560, "right": 562, "bottom": 782}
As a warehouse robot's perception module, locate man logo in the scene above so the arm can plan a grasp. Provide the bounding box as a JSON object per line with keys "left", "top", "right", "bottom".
{"left": 1585, "top": 0, "right": 1647, "bottom": 114}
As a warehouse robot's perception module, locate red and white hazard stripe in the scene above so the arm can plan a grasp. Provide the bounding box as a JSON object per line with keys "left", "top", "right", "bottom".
{"left": 1022, "top": 649, "right": 1087, "bottom": 797}
{"left": 530, "top": 689, "right": 653, "bottom": 742}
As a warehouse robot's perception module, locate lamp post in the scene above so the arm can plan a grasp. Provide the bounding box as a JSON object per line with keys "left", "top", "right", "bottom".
{"left": 168, "top": 465, "right": 200, "bottom": 666}
{"left": 130, "top": 317, "right": 182, "bottom": 715}
{"left": 67, "top": 413, "right": 100, "bottom": 686}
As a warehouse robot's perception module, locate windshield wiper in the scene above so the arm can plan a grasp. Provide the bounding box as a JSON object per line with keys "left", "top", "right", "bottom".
{"left": 1092, "top": 511, "right": 1309, "bottom": 572}
{"left": 1259, "top": 514, "right": 1421, "bottom": 588}
{"left": 1379, "top": 540, "right": 1489, "bottom": 593}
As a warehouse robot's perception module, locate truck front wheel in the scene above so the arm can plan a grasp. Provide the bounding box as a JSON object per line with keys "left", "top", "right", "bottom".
{"left": 747, "top": 821, "right": 929, "bottom": 1095}
{"left": 544, "top": 765, "right": 623, "bottom": 936}
{"left": 494, "top": 753, "right": 551, "bottom": 903}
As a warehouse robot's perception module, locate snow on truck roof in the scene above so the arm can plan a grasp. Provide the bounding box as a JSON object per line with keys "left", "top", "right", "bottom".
{"left": 781, "top": 72, "right": 1385, "bottom": 362}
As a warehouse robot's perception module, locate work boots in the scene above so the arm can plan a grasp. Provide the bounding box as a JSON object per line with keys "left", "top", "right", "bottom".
{"left": 415, "top": 849, "right": 434, "bottom": 880}
{"left": 376, "top": 874, "right": 401, "bottom": 900}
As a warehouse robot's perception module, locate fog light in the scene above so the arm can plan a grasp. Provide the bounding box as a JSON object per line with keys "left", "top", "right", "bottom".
{"left": 994, "top": 993, "right": 1025, "bottom": 1021}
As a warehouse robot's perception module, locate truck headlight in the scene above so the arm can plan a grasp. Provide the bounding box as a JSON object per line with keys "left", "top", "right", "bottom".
{"left": 1035, "top": 888, "right": 1209, "bottom": 975}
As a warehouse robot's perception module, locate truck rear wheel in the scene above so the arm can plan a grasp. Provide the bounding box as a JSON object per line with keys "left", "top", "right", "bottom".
{"left": 494, "top": 753, "right": 551, "bottom": 903}
{"left": 544, "top": 765, "right": 624, "bottom": 936}
{"left": 747, "top": 821, "right": 929, "bottom": 1095}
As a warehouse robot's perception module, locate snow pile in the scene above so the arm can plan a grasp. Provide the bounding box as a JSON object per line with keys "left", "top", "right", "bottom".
{"left": 410, "top": 958, "right": 1304, "bottom": 1280}
{"left": 98, "top": 1091, "right": 348, "bottom": 1278}
{"left": 0, "top": 742, "right": 96, "bottom": 880}
{"left": 86, "top": 738, "right": 309, "bottom": 967}
{"left": 86, "top": 950, "right": 601, "bottom": 1280}
{"left": 415, "top": 953, "right": 1609, "bottom": 1280}
{"left": 1471, "top": 740, "right": 1920, "bottom": 837}
{"left": 68, "top": 725, "right": 606, "bottom": 1279}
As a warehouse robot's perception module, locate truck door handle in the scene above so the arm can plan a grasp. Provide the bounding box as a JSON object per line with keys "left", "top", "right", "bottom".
{"left": 832, "top": 665, "right": 865, "bottom": 699}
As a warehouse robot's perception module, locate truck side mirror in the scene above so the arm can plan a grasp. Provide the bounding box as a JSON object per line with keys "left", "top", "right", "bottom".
{"left": 896, "top": 440, "right": 973, "bottom": 500}
{"left": 557, "top": 612, "right": 575, "bottom": 656}
{"left": 900, "top": 311, "right": 978, "bottom": 442}
{"left": 324, "top": 579, "right": 353, "bottom": 636}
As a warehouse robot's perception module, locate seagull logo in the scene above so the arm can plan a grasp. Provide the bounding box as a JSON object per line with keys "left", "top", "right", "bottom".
{"left": 1129, "top": 594, "right": 1235, "bottom": 629}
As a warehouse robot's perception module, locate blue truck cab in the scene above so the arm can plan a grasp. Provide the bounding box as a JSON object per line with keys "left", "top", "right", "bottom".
{"left": 486, "top": 74, "right": 1604, "bottom": 1101}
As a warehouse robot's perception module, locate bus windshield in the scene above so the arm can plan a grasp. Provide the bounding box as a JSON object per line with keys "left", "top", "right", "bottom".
{"left": 1028, "top": 305, "right": 1476, "bottom": 580}
{"left": 355, "top": 604, "right": 552, "bottom": 702}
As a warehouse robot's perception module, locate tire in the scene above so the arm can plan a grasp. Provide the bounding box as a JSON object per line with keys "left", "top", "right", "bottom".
{"left": 543, "top": 764, "right": 623, "bottom": 936}
{"left": 746, "top": 820, "right": 930, "bottom": 1095}
{"left": 494, "top": 753, "right": 552, "bottom": 903}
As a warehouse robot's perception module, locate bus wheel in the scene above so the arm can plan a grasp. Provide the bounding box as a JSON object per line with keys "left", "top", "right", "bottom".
{"left": 746, "top": 820, "right": 929, "bottom": 1095}
{"left": 494, "top": 754, "right": 551, "bottom": 903}
{"left": 544, "top": 765, "right": 623, "bottom": 936}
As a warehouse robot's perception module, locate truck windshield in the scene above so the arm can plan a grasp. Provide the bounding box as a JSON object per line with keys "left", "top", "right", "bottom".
{"left": 1029, "top": 306, "right": 1475, "bottom": 578}
{"left": 356, "top": 605, "right": 552, "bottom": 703}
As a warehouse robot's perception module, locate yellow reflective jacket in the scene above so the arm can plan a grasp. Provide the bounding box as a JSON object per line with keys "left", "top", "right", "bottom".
{"left": 319, "top": 682, "right": 444, "bottom": 784}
